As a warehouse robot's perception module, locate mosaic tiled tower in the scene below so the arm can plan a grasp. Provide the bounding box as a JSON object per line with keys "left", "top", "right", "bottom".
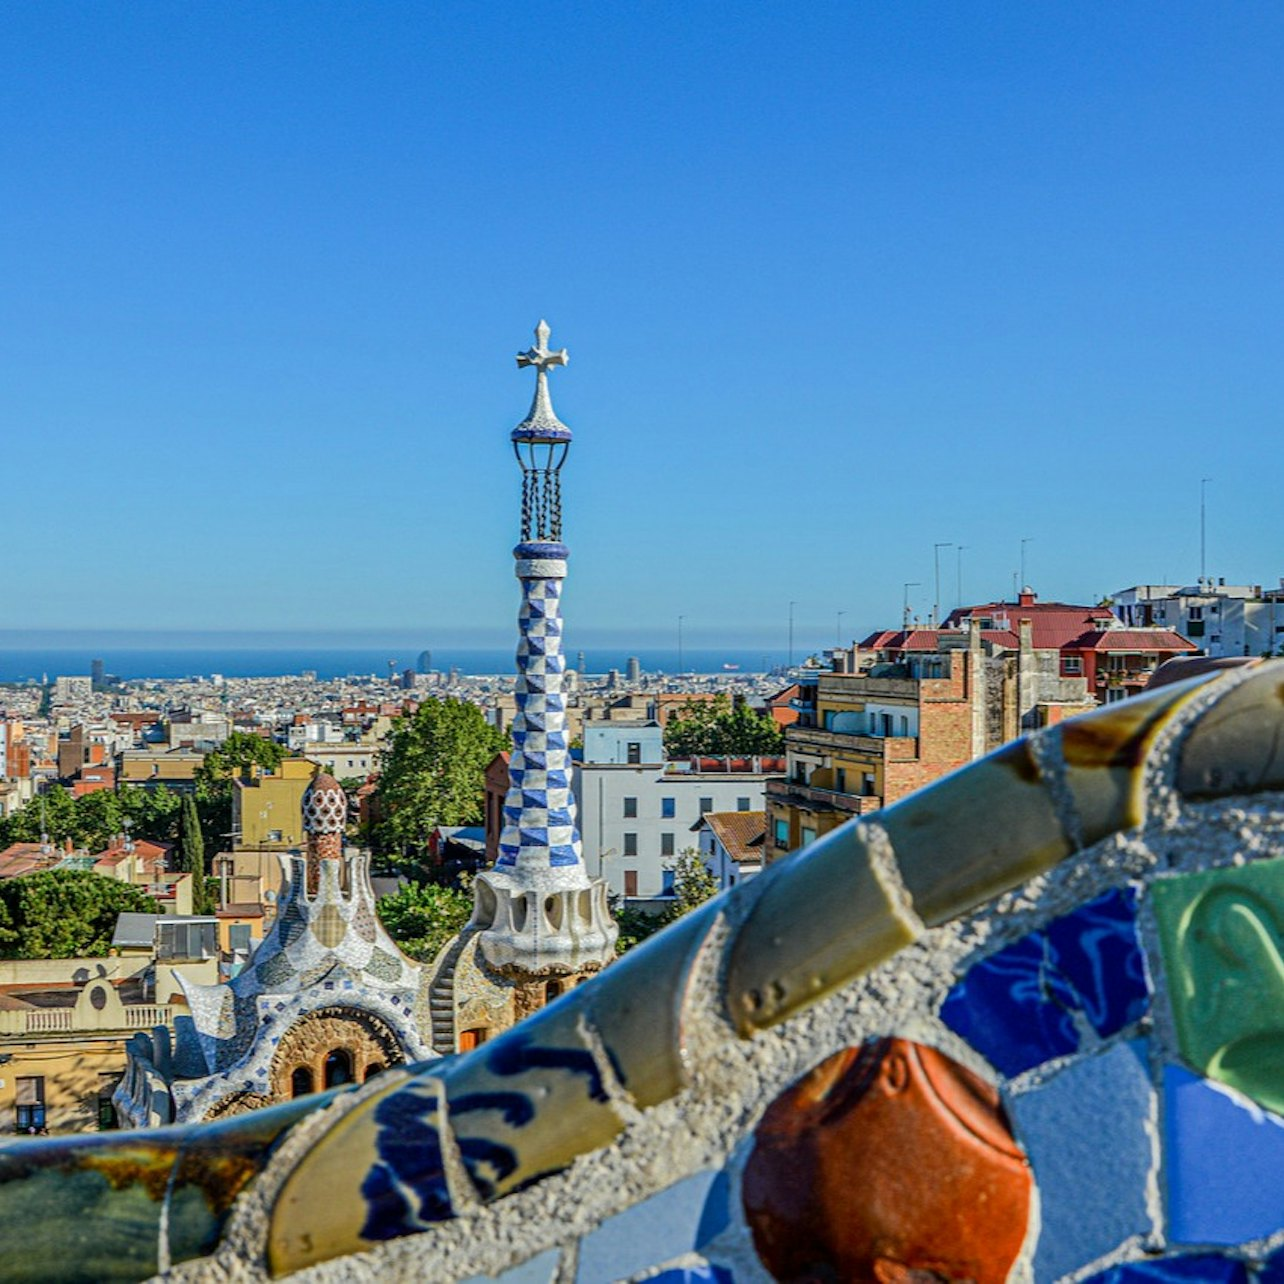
{"left": 471, "top": 321, "right": 617, "bottom": 974}
{"left": 302, "top": 770, "right": 346, "bottom": 893}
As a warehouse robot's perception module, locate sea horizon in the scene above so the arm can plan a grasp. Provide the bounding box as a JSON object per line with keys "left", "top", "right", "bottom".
{"left": 0, "top": 645, "right": 808, "bottom": 683}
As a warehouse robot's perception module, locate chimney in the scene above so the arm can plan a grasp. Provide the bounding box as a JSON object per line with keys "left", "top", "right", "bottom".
{"left": 1018, "top": 590, "right": 1036, "bottom": 608}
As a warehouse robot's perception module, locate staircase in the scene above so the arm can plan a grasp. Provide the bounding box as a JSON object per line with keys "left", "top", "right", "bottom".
{"left": 427, "top": 931, "right": 471, "bottom": 1054}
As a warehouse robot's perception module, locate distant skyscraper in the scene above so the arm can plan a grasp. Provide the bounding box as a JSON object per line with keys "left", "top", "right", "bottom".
{"left": 91, "top": 659, "right": 104, "bottom": 687}
{"left": 626, "top": 655, "right": 641, "bottom": 682}
{"left": 417, "top": 650, "right": 432, "bottom": 672}
{"left": 578, "top": 649, "right": 586, "bottom": 674}
{"left": 471, "top": 321, "right": 616, "bottom": 974}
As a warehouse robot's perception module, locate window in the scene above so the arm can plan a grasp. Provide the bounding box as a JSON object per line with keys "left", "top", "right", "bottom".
{"left": 15, "top": 1077, "right": 45, "bottom": 1132}
{"left": 228, "top": 924, "right": 252, "bottom": 953}
{"left": 899, "top": 716, "right": 909, "bottom": 737}
{"left": 862, "top": 773, "right": 876, "bottom": 797}
{"left": 800, "top": 826, "right": 817, "bottom": 847}
{"left": 626, "top": 741, "right": 642, "bottom": 765}
{"left": 835, "top": 768, "right": 847, "bottom": 794}
{"left": 324, "top": 1050, "right": 353, "bottom": 1089}
{"left": 623, "top": 796, "right": 637, "bottom": 819}
{"left": 737, "top": 797, "right": 750, "bottom": 812}
{"left": 624, "top": 870, "right": 638, "bottom": 896}
{"left": 1188, "top": 607, "right": 1204, "bottom": 621}
{"left": 881, "top": 714, "right": 894, "bottom": 737}
{"left": 1063, "top": 656, "right": 1082, "bottom": 674}
{"left": 623, "top": 832, "right": 638, "bottom": 856}
{"left": 267, "top": 829, "right": 283, "bottom": 843}
{"left": 699, "top": 796, "right": 713, "bottom": 815}
{"left": 661, "top": 868, "right": 676, "bottom": 895}
{"left": 97, "top": 1073, "right": 120, "bottom": 1131}
{"left": 773, "top": 818, "right": 789, "bottom": 845}
{"left": 661, "top": 832, "right": 675, "bottom": 856}
{"left": 661, "top": 797, "right": 675, "bottom": 819}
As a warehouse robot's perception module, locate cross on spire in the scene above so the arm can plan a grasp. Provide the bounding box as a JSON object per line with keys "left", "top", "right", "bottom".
{"left": 513, "top": 319, "right": 571, "bottom": 440}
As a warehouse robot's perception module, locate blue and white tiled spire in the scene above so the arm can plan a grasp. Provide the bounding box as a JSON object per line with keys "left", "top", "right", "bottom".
{"left": 498, "top": 321, "right": 578, "bottom": 872}
{"left": 472, "top": 322, "right": 617, "bottom": 975}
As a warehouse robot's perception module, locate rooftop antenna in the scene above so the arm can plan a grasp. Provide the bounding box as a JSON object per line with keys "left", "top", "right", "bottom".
{"left": 1020, "top": 536, "right": 1034, "bottom": 592}
{"left": 956, "top": 544, "right": 967, "bottom": 611}
{"left": 836, "top": 609, "right": 846, "bottom": 648}
{"left": 788, "top": 602, "right": 797, "bottom": 668}
{"left": 903, "top": 582, "right": 921, "bottom": 629}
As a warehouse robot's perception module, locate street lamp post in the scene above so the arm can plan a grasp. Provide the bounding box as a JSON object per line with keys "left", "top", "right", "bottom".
{"left": 933, "top": 542, "right": 953, "bottom": 627}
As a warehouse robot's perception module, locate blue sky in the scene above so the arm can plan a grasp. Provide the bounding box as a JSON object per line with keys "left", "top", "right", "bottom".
{"left": 3, "top": 4, "right": 1282, "bottom": 657}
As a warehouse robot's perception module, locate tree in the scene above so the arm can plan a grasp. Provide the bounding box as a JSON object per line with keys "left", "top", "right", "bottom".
{"left": 0, "top": 870, "right": 157, "bottom": 959}
{"left": 662, "top": 847, "right": 720, "bottom": 922}
{"left": 196, "top": 731, "right": 285, "bottom": 785}
{"left": 375, "top": 882, "right": 473, "bottom": 961}
{"left": 372, "top": 698, "right": 507, "bottom": 860}
{"left": 179, "top": 795, "right": 210, "bottom": 913}
{"left": 120, "top": 785, "right": 182, "bottom": 845}
{"left": 663, "top": 695, "right": 783, "bottom": 758}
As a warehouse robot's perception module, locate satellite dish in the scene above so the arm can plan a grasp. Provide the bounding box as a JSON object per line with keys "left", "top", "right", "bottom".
{"left": 264, "top": 889, "right": 278, "bottom": 903}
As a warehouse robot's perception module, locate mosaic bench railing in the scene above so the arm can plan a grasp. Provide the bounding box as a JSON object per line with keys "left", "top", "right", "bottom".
{"left": 3, "top": 661, "right": 1284, "bottom": 1283}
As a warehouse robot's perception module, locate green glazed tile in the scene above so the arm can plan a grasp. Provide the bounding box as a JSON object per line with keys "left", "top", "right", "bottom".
{"left": 1177, "top": 663, "right": 1284, "bottom": 800}
{"left": 1152, "top": 855, "right": 1284, "bottom": 1114}
{"left": 882, "top": 740, "right": 1071, "bottom": 927}
{"left": 0, "top": 1135, "right": 178, "bottom": 1282}
{"left": 440, "top": 995, "right": 627, "bottom": 1202}
{"left": 726, "top": 822, "right": 918, "bottom": 1035}
{"left": 1058, "top": 676, "right": 1211, "bottom": 845}
{"left": 586, "top": 900, "right": 720, "bottom": 1107}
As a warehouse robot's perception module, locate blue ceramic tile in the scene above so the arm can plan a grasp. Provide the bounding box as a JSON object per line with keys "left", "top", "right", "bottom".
{"left": 1045, "top": 886, "right": 1149, "bottom": 1036}
{"left": 1164, "top": 1063, "right": 1284, "bottom": 1245}
{"left": 941, "top": 888, "right": 1148, "bottom": 1076}
{"left": 1012, "top": 1040, "right": 1154, "bottom": 1280}
{"left": 643, "top": 1266, "right": 732, "bottom": 1284}
{"left": 1258, "top": 1247, "right": 1284, "bottom": 1284}
{"left": 1083, "top": 1256, "right": 1248, "bottom": 1283}
{"left": 576, "top": 1172, "right": 719, "bottom": 1284}
{"left": 694, "top": 1171, "right": 731, "bottom": 1249}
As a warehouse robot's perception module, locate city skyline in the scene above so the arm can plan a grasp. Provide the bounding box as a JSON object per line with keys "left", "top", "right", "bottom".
{"left": 4, "top": 6, "right": 1283, "bottom": 637}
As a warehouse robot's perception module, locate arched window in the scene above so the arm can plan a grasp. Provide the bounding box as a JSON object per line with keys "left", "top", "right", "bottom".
{"left": 364, "top": 1062, "right": 385, "bottom": 1083}
{"left": 545, "top": 979, "right": 563, "bottom": 1002}
{"left": 290, "top": 1067, "right": 314, "bottom": 1099}
{"left": 324, "top": 1049, "right": 353, "bottom": 1089}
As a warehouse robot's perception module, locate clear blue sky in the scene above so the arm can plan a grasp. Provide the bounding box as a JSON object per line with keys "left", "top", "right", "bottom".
{"left": 3, "top": 4, "right": 1282, "bottom": 655}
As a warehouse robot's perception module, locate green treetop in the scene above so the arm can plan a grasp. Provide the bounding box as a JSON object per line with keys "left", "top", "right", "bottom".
{"left": 0, "top": 870, "right": 158, "bottom": 959}
{"left": 663, "top": 695, "right": 783, "bottom": 758}
{"left": 375, "top": 881, "right": 473, "bottom": 962}
{"left": 372, "top": 698, "right": 507, "bottom": 859}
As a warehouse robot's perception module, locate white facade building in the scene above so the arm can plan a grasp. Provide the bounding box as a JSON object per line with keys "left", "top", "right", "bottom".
{"left": 1113, "top": 580, "right": 1284, "bottom": 658}
{"left": 574, "top": 722, "right": 782, "bottom": 900}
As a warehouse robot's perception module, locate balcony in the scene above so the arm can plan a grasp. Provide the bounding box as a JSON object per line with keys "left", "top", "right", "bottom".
{"left": 767, "top": 777, "right": 882, "bottom": 817}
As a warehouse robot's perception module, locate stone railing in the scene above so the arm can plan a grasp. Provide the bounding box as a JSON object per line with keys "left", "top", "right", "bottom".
{"left": 1, "top": 662, "right": 1284, "bottom": 1283}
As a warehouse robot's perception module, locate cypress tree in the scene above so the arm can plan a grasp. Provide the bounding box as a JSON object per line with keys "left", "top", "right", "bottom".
{"left": 180, "top": 794, "right": 209, "bottom": 913}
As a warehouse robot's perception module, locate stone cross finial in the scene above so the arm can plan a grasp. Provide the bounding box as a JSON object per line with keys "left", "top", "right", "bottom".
{"left": 514, "top": 320, "right": 571, "bottom": 439}
{"left": 516, "top": 319, "right": 568, "bottom": 376}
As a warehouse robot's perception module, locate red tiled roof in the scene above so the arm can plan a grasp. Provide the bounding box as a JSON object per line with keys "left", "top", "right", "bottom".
{"left": 699, "top": 811, "right": 766, "bottom": 866}
{"left": 1065, "top": 629, "right": 1198, "bottom": 653}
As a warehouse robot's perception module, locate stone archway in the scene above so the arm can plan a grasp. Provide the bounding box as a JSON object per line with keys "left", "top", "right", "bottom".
{"left": 205, "top": 1090, "right": 274, "bottom": 1120}
{"left": 268, "top": 1006, "right": 406, "bottom": 1102}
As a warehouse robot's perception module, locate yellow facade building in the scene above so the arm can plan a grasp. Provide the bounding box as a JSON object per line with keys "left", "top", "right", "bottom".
{"left": 232, "top": 758, "right": 319, "bottom": 850}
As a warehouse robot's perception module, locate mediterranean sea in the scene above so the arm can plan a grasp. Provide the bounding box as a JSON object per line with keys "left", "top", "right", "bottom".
{"left": 0, "top": 647, "right": 792, "bottom": 683}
